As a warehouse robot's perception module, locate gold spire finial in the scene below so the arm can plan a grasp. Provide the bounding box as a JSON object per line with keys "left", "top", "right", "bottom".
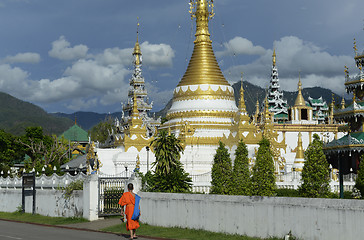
{"left": 240, "top": 72, "right": 244, "bottom": 91}
{"left": 295, "top": 132, "right": 304, "bottom": 159}
{"left": 272, "top": 49, "right": 276, "bottom": 67}
{"left": 176, "top": 1, "right": 229, "bottom": 87}
{"left": 354, "top": 38, "right": 358, "bottom": 57}
{"left": 238, "top": 72, "right": 247, "bottom": 113}
{"left": 353, "top": 92, "right": 356, "bottom": 103}
{"left": 294, "top": 74, "right": 306, "bottom": 107}
{"left": 255, "top": 99, "right": 260, "bottom": 114}
{"left": 341, "top": 97, "right": 345, "bottom": 109}
{"left": 133, "top": 18, "right": 142, "bottom": 65}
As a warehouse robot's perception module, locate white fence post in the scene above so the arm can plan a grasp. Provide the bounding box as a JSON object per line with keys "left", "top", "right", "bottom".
{"left": 83, "top": 174, "right": 99, "bottom": 221}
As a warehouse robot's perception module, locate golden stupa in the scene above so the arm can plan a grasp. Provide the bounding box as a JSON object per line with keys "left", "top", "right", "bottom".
{"left": 164, "top": 0, "right": 237, "bottom": 144}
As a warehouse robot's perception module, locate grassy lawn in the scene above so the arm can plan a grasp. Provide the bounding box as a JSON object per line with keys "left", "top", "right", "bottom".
{"left": 0, "top": 211, "right": 88, "bottom": 225}
{"left": 102, "top": 221, "right": 283, "bottom": 240}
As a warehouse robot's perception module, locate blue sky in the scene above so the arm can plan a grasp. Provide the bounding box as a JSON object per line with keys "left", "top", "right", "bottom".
{"left": 0, "top": 0, "right": 363, "bottom": 113}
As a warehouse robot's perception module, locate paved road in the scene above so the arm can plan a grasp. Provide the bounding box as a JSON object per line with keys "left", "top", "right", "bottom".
{"left": 0, "top": 220, "right": 128, "bottom": 240}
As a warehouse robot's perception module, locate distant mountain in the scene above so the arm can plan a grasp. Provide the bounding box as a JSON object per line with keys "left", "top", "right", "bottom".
{"left": 1, "top": 83, "right": 346, "bottom": 135}
{"left": 155, "top": 82, "right": 344, "bottom": 117}
{"left": 51, "top": 112, "right": 122, "bottom": 130}
{"left": 0, "top": 92, "right": 73, "bottom": 136}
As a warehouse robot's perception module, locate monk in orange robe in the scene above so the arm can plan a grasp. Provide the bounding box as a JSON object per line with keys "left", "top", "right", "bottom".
{"left": 119, "top": 183, "right": 140, "bottom": 239}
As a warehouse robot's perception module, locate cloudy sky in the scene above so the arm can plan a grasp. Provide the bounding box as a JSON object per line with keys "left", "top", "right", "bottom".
{"left": 0, "top": 0, "right": 363, "bottom": 114}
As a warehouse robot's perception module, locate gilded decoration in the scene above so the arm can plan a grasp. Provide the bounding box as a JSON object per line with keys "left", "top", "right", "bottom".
{"left": 173, "top": 85, "right": 234, "bottom": 101}
{"left": 166, "top": 110, "right": 236, "bottom": 120}
{"left": 86, "top": 142, "right": 102, "bottom": 174}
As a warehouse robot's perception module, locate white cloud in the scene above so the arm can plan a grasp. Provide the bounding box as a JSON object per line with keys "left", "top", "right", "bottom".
{"left": 141, "top": 41, "right": 175, "bottom": 68}
{"left": 3, "top": 52, "right": 40, "bottom": 64}
{"left": 0, "top": 37, "right": 176, "bottom": 112}
{"left": 216, "top": 37, "right": 266, "bottom": 58}
{"left": 48, "top": 36, "right": 88, "bottom": 61}
{"left": 223, "top": 36, "right": 355, "bottom": 96}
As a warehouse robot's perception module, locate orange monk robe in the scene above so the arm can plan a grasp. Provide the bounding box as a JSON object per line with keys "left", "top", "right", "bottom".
{"left": 118, "top": 192, "right": 140, "bottom": 231}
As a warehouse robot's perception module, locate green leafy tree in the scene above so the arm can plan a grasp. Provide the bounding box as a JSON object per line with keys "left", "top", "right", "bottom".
{"left": 354, "top": 155, "right": 364, "bottom": 198}
{"left": 211, "top": 141, "right": 233, "bottom": 195}
{"left": 19, "top": 127, "right": 77, "bottom": 174}
{"left": 89, "top": 116, "right": 116, "bottom": 143}
{"left": 251, "top": 137, "right": 276, "bottom": 196}
{"left": 298, "top": 134, "right": 330, "bottom": 198}
{"left": 0, "top": 129, "right": 24, "bottom": 163}
{"left": 148, "top": 130, "right": 192, "bottom": 193}
{"left": 232, "top": 139, "right": 251, "bottom": 195}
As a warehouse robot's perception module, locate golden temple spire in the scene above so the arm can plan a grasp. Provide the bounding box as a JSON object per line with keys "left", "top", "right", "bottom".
{"left": 177, "top": 0, "right": 228, "bottom": 87}
{"left": 238, "top": 72, "right": 247, "bottom": 113}
{"left": 294, "top": 74, "right": 306, "bottom": 107}
{"left": 133, "top": 19, "right": 142, "bottom": 65}
{"left": 272, "top": 49, "right": 276, "bottom": 67}
{"left": 295, "top": 132, "right": 304, "bottom": 159}
{"left": 329, "top": 94, "right": 334, "bottom": 124}
{"left": 263, "top": 96, "right": 272, "bottom": 123}
{"left": 341, "top": 97, "right": 346, "bottom": 109}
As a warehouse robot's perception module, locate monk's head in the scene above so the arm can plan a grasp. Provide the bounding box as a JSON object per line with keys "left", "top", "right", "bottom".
{"left": 127, "top": 183, "right": 134, "bottom": 191}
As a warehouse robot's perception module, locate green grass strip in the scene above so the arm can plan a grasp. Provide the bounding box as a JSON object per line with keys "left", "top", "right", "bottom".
{"left": 0, "top": 211, "right": 88, "bottom": 225}
{"left": 102, "top": 222, "right": 283, "bottom": 240}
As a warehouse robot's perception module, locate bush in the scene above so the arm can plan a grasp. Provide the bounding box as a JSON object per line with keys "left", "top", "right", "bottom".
{"left": 275, "top": 188, "right": 300, "bottom": 197}
{"left": 62, "top": 180, "right": 83, "bottom": 199}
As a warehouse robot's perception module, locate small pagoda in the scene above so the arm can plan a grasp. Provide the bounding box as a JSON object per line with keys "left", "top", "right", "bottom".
{"left": 324, "top": 39, "right": 364, "bottom": 179}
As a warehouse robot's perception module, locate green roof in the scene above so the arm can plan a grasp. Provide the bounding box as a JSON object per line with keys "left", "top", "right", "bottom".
{"left": 59, "top": 124, "right": 89, "bottom": 142}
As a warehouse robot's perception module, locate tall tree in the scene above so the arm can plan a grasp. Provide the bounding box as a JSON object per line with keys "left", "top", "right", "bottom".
{"left": 251, "top": 137, "right": 276, "bottom": 196}
{"left": 232, "top": 139, "right": 251, "bottom": 195}
{"left": 149, "top": 130, "right": 191, "bottom": 193}
{"left": 211, "top": 141, "right": 233, "bottom": 195}
{"left": 298, "top": 134, "right": 330, "bottom": 198}
{"left": 18, "top": 126, "right": 77, "bottom": 174}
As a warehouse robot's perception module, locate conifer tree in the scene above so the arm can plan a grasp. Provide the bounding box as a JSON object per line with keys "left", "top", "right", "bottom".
{"left": 354, "top": 155, "right": 364, "bottom": 198}
{"left": 298, "top": 134, "right": 330, "bottom": 198}
{"left": 232, "top": 139, "right": 251, "bottom": 195}
{"left": 251, "top": 137, "right": 276, "bottom": 196}
{"left": 211, "top": 141, "right": 232, "bottom": 194}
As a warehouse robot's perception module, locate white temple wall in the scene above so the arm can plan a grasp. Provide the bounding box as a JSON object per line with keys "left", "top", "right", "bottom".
{"left": 97, "top": 147, "right": 156, "bottom": 175}
{"left": 139, "top": 192, "right": 364, "bottom": 240}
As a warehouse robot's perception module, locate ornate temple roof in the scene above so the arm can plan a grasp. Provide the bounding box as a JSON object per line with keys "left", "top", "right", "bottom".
{"left": 60, "top": 124, "right": 89, "bottom": 143}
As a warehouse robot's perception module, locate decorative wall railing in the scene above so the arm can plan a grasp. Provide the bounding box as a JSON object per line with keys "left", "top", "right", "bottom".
{"left": 0, "top": 173, "right": 87, "bottom": 190}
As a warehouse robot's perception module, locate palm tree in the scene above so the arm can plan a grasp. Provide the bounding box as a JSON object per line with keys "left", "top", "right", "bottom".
{"left": 149, "top": 130, "right": 191, "bottom": 193}
{"left": 150, "top": 130, "right": 184, "bottom": 175}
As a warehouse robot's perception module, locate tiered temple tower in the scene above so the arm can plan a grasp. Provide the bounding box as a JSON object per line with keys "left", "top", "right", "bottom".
{"left": 119, "top": 23, "right": 160, "bottom": 138}
{"left": 266, "top": 50, "right": 288, "bottom": 123}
